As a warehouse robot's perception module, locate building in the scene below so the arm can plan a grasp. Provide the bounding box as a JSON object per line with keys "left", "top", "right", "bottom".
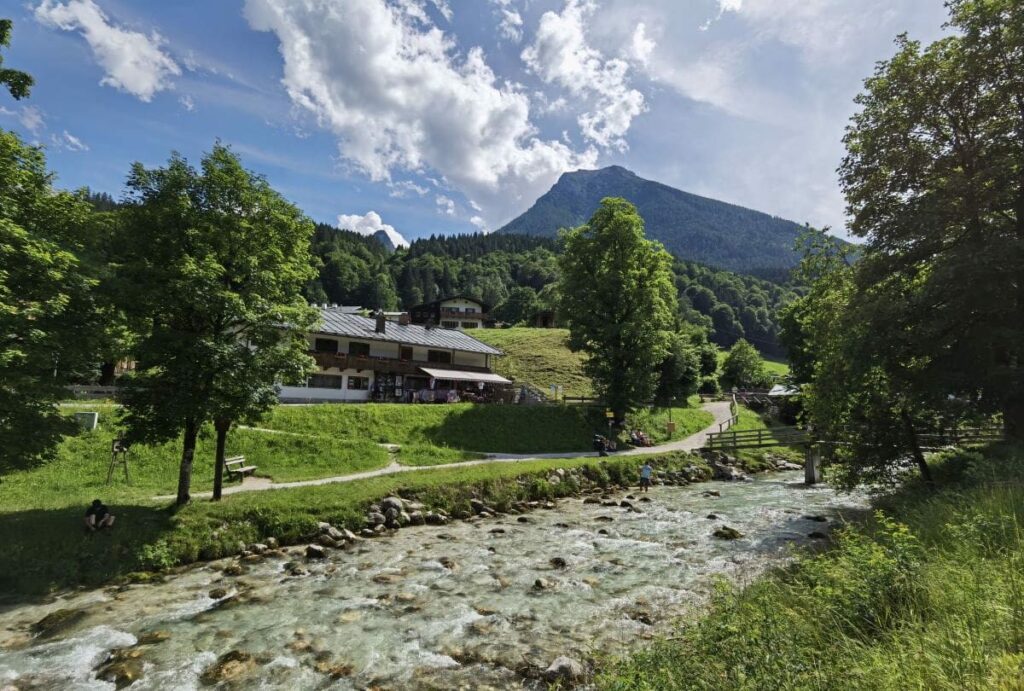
{"left": 278, "top": 306, "right": 511, "bottom": 403}
{"left": 410, "top": 295, "right": 489, "bottom": 330}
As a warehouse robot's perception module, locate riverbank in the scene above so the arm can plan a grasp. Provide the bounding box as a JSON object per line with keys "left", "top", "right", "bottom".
{"left": 598, "top": 442, "right": 1024, "bottom": 690}
{"left": 0, "top": 446, "right": 775, "bottom": 599}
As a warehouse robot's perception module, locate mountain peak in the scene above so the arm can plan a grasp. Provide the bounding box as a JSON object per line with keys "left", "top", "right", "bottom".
{"left": 497, "top": 168, "right": 807, "bottom": 274}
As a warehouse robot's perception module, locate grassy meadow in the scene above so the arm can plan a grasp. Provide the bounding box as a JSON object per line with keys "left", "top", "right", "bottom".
{"left": 472, "top": 327, "right": 593, "bottom": 399}
{"left": 599, "top": 442, "right": 1024, "bottom": 690}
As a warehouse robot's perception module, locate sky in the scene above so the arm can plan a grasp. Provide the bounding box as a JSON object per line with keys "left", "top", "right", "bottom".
{"left": 4, "top": 0, "right": 950, "bottom": 247}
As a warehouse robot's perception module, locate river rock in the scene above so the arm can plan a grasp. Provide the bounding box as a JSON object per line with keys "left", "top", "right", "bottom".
{"left": 95, "top": 649, "right": 144, "bottom": 690}
{"left": 136, "top": 630, "right": 170, "bottom": 646}
{"left": 533, "top": 577, "right": 555, "bottom": 590}
{"left": 545, "top": 656, "right": 586, "bottom": 684}
{"left": 31, "top": 608, "right": 88, "bottom": 639}
{"left": 802, "top": 515, "right": 828, "bottom": 522}
{"left": 595, "top": 516, "right": 614, "bottom": 522}
{"left": 209, "top": 587, "right": 229, "bottom": 600}
{"left": 359, "top": 528, "right": 375, "bottom": 538}
{"left": 639, "top": 496, "right": 651, "bottom": 503}
{"left": 265, "top": 537, "right": 279, "bottom": 549}
{"left": 517, "top": 516, "right": 531, "bottom": 523}
{"left": 408, "top": 511, "right": 425, "bottom": 526}
{"left": 380, "top": 496, "right": 404, "bottom": 513}
{"left": 702, "top": 490, "right": 721, "bottom": 498}
{"left": 222, "top": 564, "right": 244, "bottom": 577}
{"left": 439, "top": 556, "right": 458, "bottom": 571}
{"left": 248, "top": 543, "right": 268, "bottom": 554}
{"left": 318, "top": 534, "right": 339, "bottom": 548}
{"left": 597, "top": 529, "right": 610, "bottom": 535}
{"left": 549, "top": 557, "right": 568, "bottom": 569}
{"left": 470, "top": 498, "right": 486, "bottom": 514}
{"left": 706, "top": 514, "right": 719, "bottom": 520}
{"left": 713, "top": 526, "right": 743, "bottom": 540}
{"left": 620, "top": 500, "right": 633, "bottom": 509}
{"left": 582, "top": 497, "right": 600, "bottom": 504}
{"left": 489, "top": 528, "right": 506, "bottom": 534}
{"left": 200, "top": 650, "right": 256, "bottom": 685}
{"left": 808, "top": 531, "right": 829, "bottom": 539}
{"left": 367, "top": 511, "right": 386, "bottom": 527}
{"left": 305, "top": 544, "right": 327, "bottom": 559}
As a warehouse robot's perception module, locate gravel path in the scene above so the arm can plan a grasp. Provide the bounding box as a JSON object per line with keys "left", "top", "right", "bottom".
{"left": 157, "top": 401, "right": 734, "bottom": 500}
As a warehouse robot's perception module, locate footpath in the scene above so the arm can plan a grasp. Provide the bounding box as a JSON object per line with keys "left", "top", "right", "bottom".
{"left": 156, "top": 400, "right": 734, "bottom": 501}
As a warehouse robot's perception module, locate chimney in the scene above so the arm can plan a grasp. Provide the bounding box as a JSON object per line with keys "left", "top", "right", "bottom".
{"left": 398, "top": 312, "right": 410, "bottom": 326}
{"left": 375, "top": 309, "right": 386, "bottom": 334}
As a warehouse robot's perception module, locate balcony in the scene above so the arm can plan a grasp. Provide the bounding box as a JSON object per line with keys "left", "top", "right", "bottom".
{"left": 439, "top": 308, "right": 487, "bottom": 321}
{"left": 310, "top": 351, "right": 491, "bottom": 375}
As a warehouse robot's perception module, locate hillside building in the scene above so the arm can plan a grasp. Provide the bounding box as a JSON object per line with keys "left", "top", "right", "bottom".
{"left": 279, "top": 306, "right": 510, "bottom": 403}
{"left": 409, "top": 295, "right": 490, "bottom": 330}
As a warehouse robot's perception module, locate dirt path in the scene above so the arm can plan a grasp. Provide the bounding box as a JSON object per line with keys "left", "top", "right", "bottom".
{"left": 157, "top": 401, "right": 734, "bottom": 500}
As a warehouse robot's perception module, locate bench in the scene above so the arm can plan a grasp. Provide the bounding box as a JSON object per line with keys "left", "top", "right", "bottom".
{"left": 224, "top": 455, "right": 258, "bottom": 479}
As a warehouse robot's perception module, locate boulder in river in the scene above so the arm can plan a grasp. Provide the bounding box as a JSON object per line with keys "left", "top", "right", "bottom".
{"left": 544, "top": 656, "right": 586, "bottom": 684}
{"left": 95, "top": 648, "right": 144, "bottom": 690}
{"left": 534, "top": 577, "right": 555, "bottom": 590}
{"left": 802, "top": 515, "right": 828, "bottom": 522}
{"left": 550, "top": 557, "right": 568, "bottom": 569}
{"left": 305, "top": 544, "right": 327, "bottom": 559}
{"left": 380, "top": 496, "right": 404, "bottom": 513}
{"left": 199, "top": 650, "right": 256, "bottom": 685}
{"left": 713, "top": 526, "right": 743, "bottom": 540}
{"left": 30, "top": 608, "right": 88, "bottom": 639}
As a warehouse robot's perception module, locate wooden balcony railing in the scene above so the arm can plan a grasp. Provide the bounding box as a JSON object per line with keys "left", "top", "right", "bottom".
{"left": 439, "top": 308, "right": 487, "bottom": 320}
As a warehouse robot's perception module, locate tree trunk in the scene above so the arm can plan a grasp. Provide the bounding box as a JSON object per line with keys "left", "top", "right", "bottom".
{"left": 98, "top": 362, "right": 116, "bottom": 386}
{"left": 900, "top": 410, "right": 932, "bottom": 484}
{"left": 176, "top": 418, "right": 199, "bottom": 506}
{"left": 1006, "top": 401, "right": 1024, "bottom": 443}
{"left": 213, "top": 418, "right": 230, "bottom": 501}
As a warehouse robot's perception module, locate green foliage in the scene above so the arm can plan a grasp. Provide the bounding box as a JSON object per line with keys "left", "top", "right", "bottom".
{"left": 654, "top": 329, "right": 703, "bottom": 405}
{"left": 0, "top": 131, "right": 106, "bottom": 471}
{"left": 472, "top": 327, "right": 593, "bottom": 398}
{"left": 491, "top": 285, "right": 540, "bottom": 324}
{"left": 599, "top": 444, "right": 1024, "bottom": 690}
{"left": 720, "top": 339, "right": 770, "bottom": 389}
{"left": 113, "top": 144, "right": 318, "bottom": 503}
{"left": 558, "top": 198, "right": 679, "bottom": 417}
{"left": 0, "top": 19, "right": 33, "bottom": 100}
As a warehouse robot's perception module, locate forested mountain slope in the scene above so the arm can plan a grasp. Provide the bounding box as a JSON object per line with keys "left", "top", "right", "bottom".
{"left": 496, "top": 165, "right": 810, "bottom": 275}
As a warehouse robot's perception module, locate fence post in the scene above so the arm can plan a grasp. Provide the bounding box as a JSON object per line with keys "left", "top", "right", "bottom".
{"left": 804, "top": 445, "right": 822, "bottom": 485}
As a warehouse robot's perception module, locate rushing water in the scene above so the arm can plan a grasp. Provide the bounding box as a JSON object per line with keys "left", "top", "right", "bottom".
{"left": 0, "top": 472, "right": 867, "bottom": 690}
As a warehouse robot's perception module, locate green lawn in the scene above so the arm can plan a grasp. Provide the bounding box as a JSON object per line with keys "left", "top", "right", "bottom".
{"left": 626, "top": 406, "right": 715, "bottom": 444}
{"left": 263, "top": 402, "right": 601, "bottom": 454}
{"left": 726, "top": 406, "right": 803, "bottom": 470}
{"left": 472, "top": 327, "right": 593, "bottom": 399}
{"left": 599, "top": 442, "right": 1024, "bottom": 690}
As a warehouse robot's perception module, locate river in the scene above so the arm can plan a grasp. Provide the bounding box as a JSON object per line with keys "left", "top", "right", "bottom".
{"left": 0, "top": 472, "right": 867, "bottom": 690}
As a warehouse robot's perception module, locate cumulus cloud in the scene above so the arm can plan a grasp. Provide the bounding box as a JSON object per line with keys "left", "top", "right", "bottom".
{"left": 469, "top": 215, "right": 488, "bottom": 232}
{"left": 337, "top": 210, "right": 409, "bottom": 248}
{"left": 244, "top": 0, "right": 593, "bottom": 228}
{"left": 521, "top": 0, "right": 647, "bottom": 150}
{"left": 435, "top": 194, "right": 456, "bottom": 216}
{"left": 490, "top": 0, "right": 524, "bottom": 43}
{"left": 34, "top": 0, "right": 180, "bottom": 102}
{"left": 388, "top": 180, "right": 429, "bottom": 198}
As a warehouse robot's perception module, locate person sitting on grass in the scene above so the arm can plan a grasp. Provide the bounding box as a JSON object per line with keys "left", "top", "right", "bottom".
{"left": 84, "top": 499, "right": 115, "bottom": 532}
{"left": 639, "top": 461, "right": 654, "bottom": 493}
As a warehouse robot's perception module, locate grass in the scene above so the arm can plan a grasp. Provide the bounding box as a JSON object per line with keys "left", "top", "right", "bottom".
{"left": 472, "top": 327, "right": 593, "bottom": 399}
{"left": 598, "top": 442, "right": 1024, "bottom": 690}
{"left": 626, "top": 406, "right": 715, "bottom": 444}
{"left": 724, "top": 405, "right": 803, "bottom": 471}
{"left": 0, "top": 449, "right": 709, "bottom": 599}
{"left": 263, "top": 402, "right": 601, "bottom": 454}
{"left": 395, "top": 444, "right": 487, "bottom": 466}
{"left": 715, "top": 349, "right": 791, "bottom": 380}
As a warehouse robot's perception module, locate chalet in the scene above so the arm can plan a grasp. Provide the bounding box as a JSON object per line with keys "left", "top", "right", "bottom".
{"left": 279, "top": 306, "right": 510, "bottom": 403}
{"left": 410, "top": 295, "right": 489, "bottom": 330}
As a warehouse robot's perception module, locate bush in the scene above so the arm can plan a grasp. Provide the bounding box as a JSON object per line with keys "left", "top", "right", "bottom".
{"left": 698, "top": 376, "right": 720, "bottom": 395}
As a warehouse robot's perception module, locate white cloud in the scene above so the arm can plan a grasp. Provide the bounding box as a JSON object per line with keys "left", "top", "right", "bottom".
{"left": 388, "top": 180, "right": 429, "bottom": 198}
{"left": 50, "top": 130, "right": 89, "bottom": 151}
{"left": 493, "top": 2, "right": 524, "bottom": 43}
{"left": 435, "top": 194, "right": 456, "bottom": 216}
{"left": 469, "top": 215, "right": 488, "bottom": 232}
{"left": 521, "top": 0, "right": 647, "bottom": 150}
{"left": 629, "top": 23, "right": 655, "bottom": 65}
{"left": 337, "top": 210, "right": 409, "bottom": 248}
{"left": 179, "top": 94, "right": 195, "bottom": 112}
{"left": 0, "top": 105, "right": 46, "bottom": 134}
{"left": 34, "top": 0, "right": 180, "bottom": 102}
{"left": 244, "top": 0, "right": 594, "bottom": 228}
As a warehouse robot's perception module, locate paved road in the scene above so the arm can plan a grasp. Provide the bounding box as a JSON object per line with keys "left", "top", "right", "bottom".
{"left": 156, "top": 401, "right": 734, "bottom": 500}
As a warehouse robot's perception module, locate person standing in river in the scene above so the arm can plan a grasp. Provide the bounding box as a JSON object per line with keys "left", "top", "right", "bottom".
{"left": 639, "top": 461, "right": 653, "bottom": 493}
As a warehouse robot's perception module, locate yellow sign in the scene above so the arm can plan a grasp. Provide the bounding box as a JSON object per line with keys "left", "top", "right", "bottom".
{"left": 605, "top": 410, "right": 614, "bottom": 419}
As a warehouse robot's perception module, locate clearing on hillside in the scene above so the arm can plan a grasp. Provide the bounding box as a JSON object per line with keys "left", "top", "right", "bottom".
{"left": 472, "top": 327, "right": 592, "bottom": 399}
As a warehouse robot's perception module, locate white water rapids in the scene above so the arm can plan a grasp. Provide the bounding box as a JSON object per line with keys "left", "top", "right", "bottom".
{"left": 0, "top": 472, "right": 867, "bottom": 690}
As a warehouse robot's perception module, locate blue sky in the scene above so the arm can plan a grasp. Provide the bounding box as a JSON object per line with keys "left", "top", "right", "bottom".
{"left": 4, "top": 0, "right": 949, "bottom": 246}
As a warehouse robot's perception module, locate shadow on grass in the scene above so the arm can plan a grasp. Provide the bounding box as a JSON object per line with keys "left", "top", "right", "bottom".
{"left": 0, "top": 503, "right": 176, "bottom": 605}
{"left": 419, "top": 404, "right": 601, "bottom": 454}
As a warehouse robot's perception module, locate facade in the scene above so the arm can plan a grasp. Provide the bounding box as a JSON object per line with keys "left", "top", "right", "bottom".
{"left": 410, "top": 295, "right": 489, "bottom": 330}
{"left": 279, "top": 307, "right": 510, "bottom": 403}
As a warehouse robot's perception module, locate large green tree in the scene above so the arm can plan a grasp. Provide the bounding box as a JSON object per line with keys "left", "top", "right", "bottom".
{"left": 0, "top": 20, "right": 33, "bottom": 100}
{"left": 115, "top": 145, "right": 316, "bottom": 505}
{"left": 558, "top": 198, "right": 678, "bottom": 419}
{"left": 0, "top": 131, "right": 105, "bottom": 471}
{"left": 840, "top": 0, "right": 1024, "bottom": 440}
{"left": 720, "top": 339, "right": 768, "bottom": 390}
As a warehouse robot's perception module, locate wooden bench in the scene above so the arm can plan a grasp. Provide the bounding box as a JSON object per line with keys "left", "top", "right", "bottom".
{"left": 224, "top": 456, "right": 258, "bottom": 479}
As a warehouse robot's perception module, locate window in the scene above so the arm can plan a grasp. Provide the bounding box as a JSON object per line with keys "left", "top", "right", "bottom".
{"left": 347, "top": 375, "right": 370, "bottom": 390}
{"left": 308, "top": 374, "right": 343, "bottom": 389}
{"left": 400, "top": 346, "right": 413, "bottom": 361}
{"left": 441, "top": 321, "right": 459, "bottom": 329}
{"left": 314, "top": 338, "right": 338, "bottom": 353}
{"left": 427, "top": 349, "right": 452, "bottom": 364}
{"left": 461, "top": 321, "right": 478, "bottom": 329}
{"left": 348, "top": 341, "right": 370, "bottom": 357}
{"left": 464, "top": 307, "right": 478, "bottom": 314}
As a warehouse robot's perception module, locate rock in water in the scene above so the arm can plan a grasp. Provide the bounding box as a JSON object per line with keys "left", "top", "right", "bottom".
{"left": 305, "top": 544, "right": 327, "bottom": 559}
{"left": 550, "top": 557, "right": 568, "bottom": 569}
{"left": 380, "top": 496, "right": 404, "bottom": 513}
{"left": 200, "top": 650, "right": 256, "bottom": 685}
{"left": 95, "top": 649, "right": 145, "bottom": 690}
{"left": 713, "top": 526, "right": 743, "bottom": 540}
{"left": 545, "top": 656, "right": 586, "bottom": 684}
{"left": 30, "top": 608, "right": 88, "bottom": 639}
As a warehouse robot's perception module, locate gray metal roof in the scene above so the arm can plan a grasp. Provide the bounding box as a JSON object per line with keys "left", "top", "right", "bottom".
{"left": 314, "top": 308, "right": 503, "bottom": 356}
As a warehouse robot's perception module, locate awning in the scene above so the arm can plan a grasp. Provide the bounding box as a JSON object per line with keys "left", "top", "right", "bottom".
{"left": 420, "top": 367, "right": 512, "bottom": 384}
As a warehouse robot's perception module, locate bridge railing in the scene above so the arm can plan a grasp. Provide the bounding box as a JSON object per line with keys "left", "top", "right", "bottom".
{"left": 705, "top": 426, "right": 809, "bottom": 450}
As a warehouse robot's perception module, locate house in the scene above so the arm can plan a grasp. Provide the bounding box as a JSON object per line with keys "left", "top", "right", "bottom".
{"left": 410, "top": 295, "right": 489, "bottom": 330}
{"left": 278, "top": 306, "right": 510, "bottom": 403}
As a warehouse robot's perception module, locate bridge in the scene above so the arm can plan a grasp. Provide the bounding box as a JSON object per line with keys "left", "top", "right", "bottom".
{"left": 704, "top": 422, "right": 1004, "bottom": 485}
